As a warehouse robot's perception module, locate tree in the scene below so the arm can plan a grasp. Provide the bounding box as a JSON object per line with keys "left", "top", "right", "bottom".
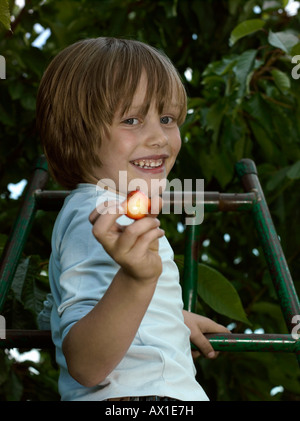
{"left": 0, "top": 0, "right": 299, "bottom": 401}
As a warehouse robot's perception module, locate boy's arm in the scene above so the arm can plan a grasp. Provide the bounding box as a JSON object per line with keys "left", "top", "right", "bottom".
{"left": 182, "top": 310, "right": 231, "bottom": 359}
{"left": 62, "top": 201, "right": 164, "bottom": 387}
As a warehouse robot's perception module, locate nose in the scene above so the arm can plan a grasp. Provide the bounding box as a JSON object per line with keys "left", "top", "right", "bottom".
{"left": 146, "top": 121, "right": 168, "bottom": 148}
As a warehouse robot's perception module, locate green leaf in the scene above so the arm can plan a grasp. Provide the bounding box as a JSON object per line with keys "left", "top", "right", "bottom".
{"left": 291, "top": 42, "right": 300, "bottom": 56}
{"left": 249, "top": 120, "right": 275, "bottom": 160}
{"left": 203, "top": 57, "right": 237, "bottom": 77}
{"left": 234, "top": 49, "right": 257, "bottom": 96}
{"left": 268, "top": 30, "right": 299, "bottom": 54}
{"left": 212, "top": 151, "right": 234, "bottom": 189}
{"left": 197, "top": 263, "right": 251, "bottom": 325}
{"left": 174, "top": 254, "right": 185, "bottom": 271}
{"left": 0, "top": 352, "right": 10, "bottom": 386}
{"left": 251, "top": 301, "right": 287, "bottom": 332}
{"left": 11, "top": 256, "right": 49, "bottom": 315}
{"left": 11, "top": 257, "right": 30, "bottom": 302}
{"left": 243, "top": 93, "right": 274, "bottom": 137}
{"left": 0, "top": 0, "right": 10, "bottom": 31}
{"left": 20, "top": 97, "right": 36, "bottom": 111}
{"left": 229, "top": 19, "right": 265, "bottom": 46}
{"left": 21, "top": 256, "right": 49, "bottom": 315}
{"left": 0, "top": 103, "right": 14, "bottom": 126}
{"left": 8, "top": 81, "right": 24, "bottom": 100}
{"left": 4, "top": 372, "right": 23, "bottom": 401}
{"left": 205, "top": 99, "right": 226, "bottom": 142}
{"left": 271, "top": 69, "right": 291, "bottom": 92}
{"left": 266, "top": 167, "right": 288, "bottom": 191}
{"left": 286, "top": 160, "right": 300, "bottom": 179}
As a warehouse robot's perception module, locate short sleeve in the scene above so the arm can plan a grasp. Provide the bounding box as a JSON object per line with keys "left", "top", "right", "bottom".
{"left": 51, "top": 193, "right": 123, "bottom": 342}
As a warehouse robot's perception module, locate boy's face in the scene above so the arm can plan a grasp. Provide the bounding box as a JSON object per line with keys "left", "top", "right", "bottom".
{"left": 93, "top": 72, "right": 182, "bottom": 197}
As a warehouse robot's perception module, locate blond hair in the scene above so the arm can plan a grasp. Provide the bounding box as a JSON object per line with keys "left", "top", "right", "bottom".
{"left": 36, "top": 37, "right": 187, "bottom": 189}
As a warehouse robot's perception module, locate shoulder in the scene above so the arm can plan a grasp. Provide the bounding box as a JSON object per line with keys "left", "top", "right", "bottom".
{"left": 52, "top": 184, "right": 133, "bottom": 248}
{"left": 52, "top": 184, "right": 102, "bottom": 251}
{"left": 56, "top": 184, "right": 98, "bottom": 230}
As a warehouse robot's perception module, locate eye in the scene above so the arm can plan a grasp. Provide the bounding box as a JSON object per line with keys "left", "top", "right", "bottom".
{"left": 123, "top": 118, "right": 139, "bottom": 125}
{"left": 160, "top": 116, "right": 174, "bottom": 125}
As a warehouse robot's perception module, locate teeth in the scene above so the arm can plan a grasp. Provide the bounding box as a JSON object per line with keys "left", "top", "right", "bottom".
{"left": 132, "top": 159, "right": 163, "bottom": 169}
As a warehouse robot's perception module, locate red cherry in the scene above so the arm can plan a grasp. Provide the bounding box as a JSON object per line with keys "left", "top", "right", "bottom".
{"left": 123, "top": 190, "right": 151, "bottom": 220}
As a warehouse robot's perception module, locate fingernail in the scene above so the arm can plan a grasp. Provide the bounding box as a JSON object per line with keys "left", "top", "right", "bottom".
{"left": 208, "top": 351, "right": 215, "bottom": 358}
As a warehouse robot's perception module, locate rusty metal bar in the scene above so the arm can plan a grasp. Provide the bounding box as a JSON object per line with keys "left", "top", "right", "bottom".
{"left": 205, "top": 333, "right": 299, "bottom": 353}
{"left": 236, "top": 159, "right": 300, "bottom": 365}
{"left": 34, "top": 190, "right": 70, "bottom": 211}
{"left": 0, "top": 156, "right": 49, "bottom": 312}
{"left": 1, "top": 330, "right": 53, "bottom": 349}
{"left": 168, "top": 191, "right": 255, "bottom": 212}
{"left": 35, "top": 190, "right": 255, "bottom": 213}
{"left": 182, "top": 222, "right": 201, "bottom": 312}
{"left": 1, "top": 330, "right": 298, "bottom": 353}
{"left": 236, "top": 160, "right": 300, "bottom": 333}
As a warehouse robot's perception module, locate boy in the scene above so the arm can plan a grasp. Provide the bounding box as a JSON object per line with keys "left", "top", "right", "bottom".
{"left": 37, "top": 37, "right": 229, "bottom": 401}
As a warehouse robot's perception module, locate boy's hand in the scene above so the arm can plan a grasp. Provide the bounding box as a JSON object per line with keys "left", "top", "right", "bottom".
{"left": 183, "top": 310, "right": 231, "bottom": 359}
{"left": 89, "top": 197, "right": 164, "bottom": 284}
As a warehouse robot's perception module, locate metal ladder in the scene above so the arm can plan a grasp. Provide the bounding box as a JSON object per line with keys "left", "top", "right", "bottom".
{"left": 0, "top": 156, "right": 299, "bottom": 366}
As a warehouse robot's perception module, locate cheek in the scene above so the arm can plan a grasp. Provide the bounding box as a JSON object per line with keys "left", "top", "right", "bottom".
{"left": 172, "top": 132, "right": 182, "bottom": 158}
{"left": 165, "top": 134, "right": 181, "bottom": 176}
{"left": 113, "top": 134, "right": 137, "bottom": 159}
{"left": 176, "top": 135, "right": 182, "bottom": 154}
{"left": 104, "top": 139, "right": 131, "bottom": 167}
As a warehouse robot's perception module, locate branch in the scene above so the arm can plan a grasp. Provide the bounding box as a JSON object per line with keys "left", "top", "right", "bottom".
{"left": 5, "top": 0, "right": 32, "bottom": 38}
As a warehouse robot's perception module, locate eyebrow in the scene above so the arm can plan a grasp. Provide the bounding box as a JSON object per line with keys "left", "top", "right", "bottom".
{"left": 124, "top": 103, "right": 181, "bottom": 113}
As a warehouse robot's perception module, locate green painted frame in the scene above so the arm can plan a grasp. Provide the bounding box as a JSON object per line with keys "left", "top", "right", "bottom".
{"left": 0, "top": 156, "right": 299, "bottom": 364}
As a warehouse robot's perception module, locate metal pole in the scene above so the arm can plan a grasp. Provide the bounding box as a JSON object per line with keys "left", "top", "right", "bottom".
{"left": 0, "top": 156, "right": 49, "bottom": 312}
{"left": 236, "top": 159, "right": 300, "bottom": 365}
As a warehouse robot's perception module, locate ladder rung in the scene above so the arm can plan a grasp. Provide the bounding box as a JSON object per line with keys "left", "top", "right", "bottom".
{"left": 34, "top": 190, "right": 70, "bottom": 211}
{"left": 1, "top": 330, "right": 53, "bottom": 349}
{"left": 34, "top": 190, "right": 256, "bottom": 212}
{"left": 1, "top": 330, "right": 298, "bottom": 353}
{"left": 205, "top": 333, "right": 299, "bottom": 353}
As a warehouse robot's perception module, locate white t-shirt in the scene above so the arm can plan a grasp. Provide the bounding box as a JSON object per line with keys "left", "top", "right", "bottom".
{"left": 40, "top": 184, "right": 209, "bottom": 401}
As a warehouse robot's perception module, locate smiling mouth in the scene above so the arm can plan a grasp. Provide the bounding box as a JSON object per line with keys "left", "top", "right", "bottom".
{"left": 131, "top": 158, "right": 164, "bottom": 169}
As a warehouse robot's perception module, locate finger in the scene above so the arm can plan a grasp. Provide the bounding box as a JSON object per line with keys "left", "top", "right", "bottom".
{"left": 191, "top": 349, "right": 201, "bottom": 359}
{"left": 89, "top": 208, "right": 100, "bottom": 225}
{"left": 117, "top": 217, "right": 161, "bottom": 251}
{"left": 213, "top": 324, "right": 231, "bottom": 334}
{"left": 96, "top": 200, "right": 122, "bottom": 216}
{"left": 192, "top": 333, "right": 217, "bottom": 359}
{"left": 198, "top": 317, "right": 231, "bottom": 335}
{"left": 89, "top": 201, "right": 121, "bottom": 224}
{"left": 133, "top": 226, "right": 165, "bottom": 254}
{"left": 91, "top": 204, "right": 125, "bottom": 239}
